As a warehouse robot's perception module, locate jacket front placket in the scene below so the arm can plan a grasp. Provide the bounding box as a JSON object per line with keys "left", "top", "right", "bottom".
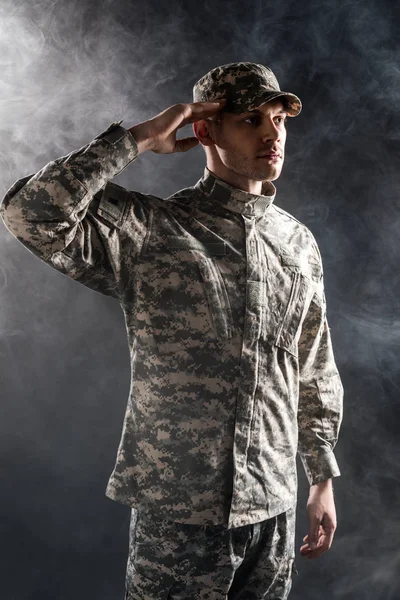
{"left": 228, "top": 207, "right": 267, "bottom": 528}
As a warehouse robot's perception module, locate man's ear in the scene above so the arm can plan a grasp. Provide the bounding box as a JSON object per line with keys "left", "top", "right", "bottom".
{"left": 192, "top": 120, "right": 215, "bottom": 147}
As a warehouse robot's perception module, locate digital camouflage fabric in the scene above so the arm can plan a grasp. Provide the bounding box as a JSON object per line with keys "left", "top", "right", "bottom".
{"left": 193, "top": 62, "right": 302, "bottom": 116}
{"left": 0, "top": 122, "right": 343, "bottom": 530}
{"left": 125, "top": 504, "right": 297, "bottom": 599}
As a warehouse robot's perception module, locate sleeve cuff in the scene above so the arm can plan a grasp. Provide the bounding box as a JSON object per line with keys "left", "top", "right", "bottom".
{"left": 66, "top": 121, "right": 140, "bottom": 199}
{"left": 95, "top": 121, "right": 139, "bottom": 157}
{"left": 300, "top": 450, "right": 341, "bottom": 486}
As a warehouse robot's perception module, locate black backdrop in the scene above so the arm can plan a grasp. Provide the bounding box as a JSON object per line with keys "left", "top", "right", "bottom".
{"left": 1, "top": 0, "right": 399, "bottom": 598}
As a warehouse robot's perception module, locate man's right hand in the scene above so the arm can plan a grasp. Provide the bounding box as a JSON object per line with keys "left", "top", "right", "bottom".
{"left": 128, "top": 100, "right": 226, "bottom": 155}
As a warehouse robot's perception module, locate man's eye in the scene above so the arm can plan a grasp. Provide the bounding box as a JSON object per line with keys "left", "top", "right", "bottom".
{"left": 244, "top": 116, "right": 287, "bottom": 125}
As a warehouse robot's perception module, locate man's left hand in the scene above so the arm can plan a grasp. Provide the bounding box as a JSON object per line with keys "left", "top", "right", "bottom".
{"left": 300, "top": 479, "right": 337, "bottom": 559}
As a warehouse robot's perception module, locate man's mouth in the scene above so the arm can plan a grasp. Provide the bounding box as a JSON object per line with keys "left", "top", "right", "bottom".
{"left": 257, "top": 153, "right": 281, "bottom": 160}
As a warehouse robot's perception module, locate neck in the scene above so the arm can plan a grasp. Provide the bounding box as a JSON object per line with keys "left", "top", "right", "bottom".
{"left": 206, "top": 159, "right": 263, "bottom": 195}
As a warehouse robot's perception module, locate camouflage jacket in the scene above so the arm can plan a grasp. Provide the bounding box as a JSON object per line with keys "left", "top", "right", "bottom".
{"left": 0, "top": 122, "right": 343, "bottom": 528}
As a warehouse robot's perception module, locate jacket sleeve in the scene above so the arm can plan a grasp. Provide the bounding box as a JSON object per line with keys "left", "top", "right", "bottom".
{"left": 297, "top": 250, "right": 344, "bottom": 486}
{"left": 0, "top": 122, "right": 147, "bottom": 300}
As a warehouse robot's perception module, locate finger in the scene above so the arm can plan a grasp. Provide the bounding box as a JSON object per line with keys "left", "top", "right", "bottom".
{"left": 307, "top": 532, "right": 319, "bottom": 550}
{"left": 305, "top": 533, "right": 332, "bottom": 559}
{"left": 190, "top": 100, "right": 227, "bottom": 113}
{"left": 174, "top": 136, "right": 199, "bottom": 153}
{"left": 322, "top": 526, "right": 335, "bottom": 551}
{"left": 300, "top": 538, "right": 320, "bottom": 553}
{"left": 180, "top": 100, "right": 227, "bottom": 126}
{"left": 303, "top": 525, "right": 324, "bottom": 543}
{"left": 300, "top": 541, "right": 311, "bottom": 549}
{"left": 307, "top": 517, "right": 321, "bottom": 551}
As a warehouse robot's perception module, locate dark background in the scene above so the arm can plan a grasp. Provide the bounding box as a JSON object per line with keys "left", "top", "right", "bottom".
{"left": 1, "top": 0, "right": 399, "bottom": 598}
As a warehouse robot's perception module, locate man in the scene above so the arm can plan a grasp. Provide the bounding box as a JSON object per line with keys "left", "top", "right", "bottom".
{"left": 0, "top": 62, "right": 343, "bottom": 599}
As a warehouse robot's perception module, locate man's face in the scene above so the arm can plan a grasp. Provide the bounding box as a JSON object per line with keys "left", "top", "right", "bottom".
{"left": 208, "top": 98, "right": 287, "bottom": 183}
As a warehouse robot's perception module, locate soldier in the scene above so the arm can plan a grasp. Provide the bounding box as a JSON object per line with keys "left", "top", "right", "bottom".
{"left": 1, "top": 62, "right": 343, "bottom": 599}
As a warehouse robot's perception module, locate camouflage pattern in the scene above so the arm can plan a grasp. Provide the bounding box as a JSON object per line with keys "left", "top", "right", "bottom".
{"left": 193, "top": 62, "right": 302, "bottom": 116}
{"left": 125, "top": 504, "right": 297, "bottom": 599}
{"left": 0, "top": 122, "right": 343, "bottom": 532}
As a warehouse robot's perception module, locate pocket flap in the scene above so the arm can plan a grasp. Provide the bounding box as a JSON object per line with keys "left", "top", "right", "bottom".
{"left": 97, "top": 182, "right": 129, "bottom": 229}
{"left": 168, "top": 236, "right": 227, "bottom": 255}
{"left": 142, "top": 234, "right": 227, "bottom": 256}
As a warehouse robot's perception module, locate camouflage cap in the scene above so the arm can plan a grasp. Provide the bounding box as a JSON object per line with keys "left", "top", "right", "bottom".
{"left": 193, "top": 62, "right": 302, "bottom": 117}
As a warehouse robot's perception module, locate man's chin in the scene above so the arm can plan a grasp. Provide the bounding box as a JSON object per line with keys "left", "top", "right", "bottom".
{"left": 256, "top": 168, "right": 282, "bottom": 182}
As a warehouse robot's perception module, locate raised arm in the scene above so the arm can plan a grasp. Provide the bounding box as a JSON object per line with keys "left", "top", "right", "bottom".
{"left": 0, "top": 122, "right": 141, "bottom": 298}
{"left": 0, "top": 101, "right": 226, "bottom": 299}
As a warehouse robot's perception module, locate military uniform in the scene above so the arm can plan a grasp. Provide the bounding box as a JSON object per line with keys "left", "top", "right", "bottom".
{"left": 0, "top": 62, "right": 343, "bottom": 599}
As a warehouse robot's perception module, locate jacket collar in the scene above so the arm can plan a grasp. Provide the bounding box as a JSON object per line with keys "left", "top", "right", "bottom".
{"left": 194, "top": 167, "right": 276, "bottom": 217}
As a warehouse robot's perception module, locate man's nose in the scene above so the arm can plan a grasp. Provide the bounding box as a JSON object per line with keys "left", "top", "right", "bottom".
{"left": 260, "top": 120, "right": 281, "bottom": 142}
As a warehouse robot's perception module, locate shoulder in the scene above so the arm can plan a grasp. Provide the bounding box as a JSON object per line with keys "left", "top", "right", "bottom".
{"left": 271, "top": 204, "right": 324, "bottom": 287}
{"left": 272, "top": 204, "right": 322, "bottom": 263}
{"left": 122, "top": 183, "right": 198, "bottom": 210}
{"left": 273, "top": 203, "right": 313, "bottom": 236}
{"left": 165, "top": 185, "right": 199, "bottom": 206}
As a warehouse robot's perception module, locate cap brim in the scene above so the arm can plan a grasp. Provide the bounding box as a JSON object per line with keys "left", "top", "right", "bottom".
{"left": 251, "top": 91, "right": 302, "bottom": 117}
{"left": 226, "top": 90, "right": 302, "bottom": 117}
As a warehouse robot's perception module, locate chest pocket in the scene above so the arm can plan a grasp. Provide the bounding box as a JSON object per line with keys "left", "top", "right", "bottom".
{"left": 273, "top": 254, "right": 311, "bottom": 358}
{"left": 137, "top": 234, "right": 233, "bottom": 354}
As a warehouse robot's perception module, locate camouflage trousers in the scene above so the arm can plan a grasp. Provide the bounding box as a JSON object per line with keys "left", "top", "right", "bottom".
{"left": 124, "top": 504, "right": 298, "bottom": 600}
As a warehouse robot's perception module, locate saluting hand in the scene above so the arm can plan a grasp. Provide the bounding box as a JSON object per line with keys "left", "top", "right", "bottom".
{"left": 128, "top": 100, "right": 226, "bottom": 155}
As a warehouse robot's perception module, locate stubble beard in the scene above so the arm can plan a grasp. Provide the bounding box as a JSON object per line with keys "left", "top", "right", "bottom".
{"left": 225, "top": 150, "right": 283, "bottom": 184}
